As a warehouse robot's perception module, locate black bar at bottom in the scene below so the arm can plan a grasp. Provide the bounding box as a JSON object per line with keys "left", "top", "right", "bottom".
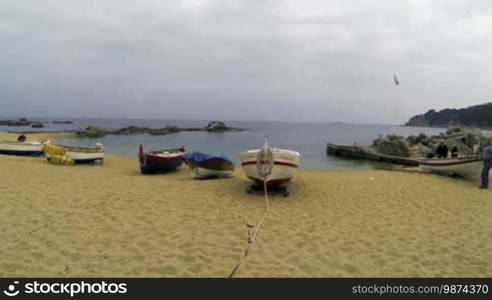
{"left": 0, "top": 278, "right": 490, "bottom": 299}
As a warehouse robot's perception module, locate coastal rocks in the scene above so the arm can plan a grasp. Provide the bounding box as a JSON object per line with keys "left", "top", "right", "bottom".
{"left": 204, "top": 121, "right": 230, "bottom": 132}
{"left": 75, "top": 126, "right": 111, "bottom": 138}
{"left": 372, "top": 135, "right": 411, "bottom": 157}
{"left": 328, "top": 126, "right": 487, "bottom": 166}
{"left": 372, "top": 126, "right": 487, "bottom": 158}
{"left": 0, "top": 118, "right": 32, "bottom": 126}
{"left": 0, "top": 118, "right": 74, "bottom": 126}
{"left": 74, "top": 122, "right": 245, "bottom": 138}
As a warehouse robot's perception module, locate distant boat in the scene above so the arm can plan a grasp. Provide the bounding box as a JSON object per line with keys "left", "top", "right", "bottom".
{"left": 0, "top": 140, "right": 49, "bottom": 156}
{"left": 418, "top": 157, "right": 484, "bottom": 178}
{"left": 31, "top": 122, "right": 44, "bottom": 128}
{"left": 43, "top": 143, "right": 104, "bottom": 164}
{"left": 139, "top": 145, "right": 185, "bottom": 174}
{"left": 183, "top": 152, "right": 234, "bottom": 179}
{"left": 394, "top": 73, "right": 400, "bottom": 85}
{"left": 240, "top": 137, "right": 300, "bottom": 188}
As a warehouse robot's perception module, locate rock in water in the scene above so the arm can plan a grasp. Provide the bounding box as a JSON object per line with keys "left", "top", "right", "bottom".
{"left": 205, "top": 121, "right": 227, "bottom": 132}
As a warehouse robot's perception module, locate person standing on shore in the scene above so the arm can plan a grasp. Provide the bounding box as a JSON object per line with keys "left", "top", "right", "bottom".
{"left": 436, "top": 142, "right": 449, "bottom": 159}
{"left": 480, "top": 137, "right": 492, "bottom": 189}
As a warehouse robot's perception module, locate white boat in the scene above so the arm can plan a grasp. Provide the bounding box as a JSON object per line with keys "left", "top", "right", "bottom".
{"left": 0, "top": 140, "right": 49, "bottom": 156}
{"left": 240, "top": 138, "right": 300, "bottom": 188}
{"left": 43, "top": 143, "right": 104, "bottom": 164}
{"left": 418, "top": 157, "right": 485, "bottom": 179}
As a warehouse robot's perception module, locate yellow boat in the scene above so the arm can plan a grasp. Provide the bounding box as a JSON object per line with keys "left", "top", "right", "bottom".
{"left": 43, "top": 143, "right": 104, "bottom": 164}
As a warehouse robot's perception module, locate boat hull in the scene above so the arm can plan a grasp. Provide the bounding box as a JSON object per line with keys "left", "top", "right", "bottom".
{"left": 190, "top": 167, "right": 233, "bottom": 179}
{"left": 0, "top": 141, "right": 47, "bottom": 156}
{"left": 419, "top": 157, "right": 485, "bottom": 179}
{"left": 240, "top": 149, "right": 300, "bottom": 187}
{"left": 140, "top": 153, "right": 184, "bottom": 174}
{"left": 43, "top": 144, "right": 104, "bottom": 164}
{"left": 184, "top": 158, "right": 234, "bottom": 179}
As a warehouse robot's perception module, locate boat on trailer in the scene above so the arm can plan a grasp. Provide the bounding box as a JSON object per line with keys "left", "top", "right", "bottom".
{"left": 139, "top": 145, "right": 185, "bottom": 174}
{"left": 43, "top": 143, "right": 104, "bottom": 164}
{"left": 418, "top": 157, "right": 485, "bottom": 179}
{"left": 183, "top": 151, "right": 234, "bottom": 179}
{"left": 240, "top": 137, "right": 300, "bottom": 190}
{"left": 0, "top": 140, "right": 49, "bottom": 156}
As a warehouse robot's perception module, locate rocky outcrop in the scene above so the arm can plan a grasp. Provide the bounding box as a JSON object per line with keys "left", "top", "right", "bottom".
{"left": 0, "top": 118, "right": 32, "bottom": 126}
{"left": 74, "top": 122, "right": 245, "bottom": 138}
{"left": 1, "top": 118, "right": 74, "bottom": 126}
{"left": 327, "top": 126, "right": 487, "bottom": 165}
{"left": 405, "top": 102, "right": 492, "bottom": 127}
{"left": 372, "top": 135, "right": 412, "bottom": 157}
{"left": 373, "top": 127, "right": 486, "bottom": 158}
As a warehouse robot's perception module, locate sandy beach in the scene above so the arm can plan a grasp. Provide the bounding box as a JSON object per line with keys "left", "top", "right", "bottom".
{"left": 1, "top": 141, "right": 491, "bottom": 278}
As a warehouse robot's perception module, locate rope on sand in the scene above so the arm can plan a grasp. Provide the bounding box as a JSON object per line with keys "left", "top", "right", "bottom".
{"left": 229, "top": 135, "right": 273, "bottom": 278}
{"left": 228, "top": 180, "right": 270, "bottom": 278}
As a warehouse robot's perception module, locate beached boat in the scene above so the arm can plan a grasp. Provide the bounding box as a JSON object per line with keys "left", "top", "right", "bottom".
{"left": 418, "top": 157, "right": 484, "bottom": 178}
{"left": 183, "top": 152, "right": 234, "bottom": 179}
{"left": 0, "top": 140, "right": 49, "bottom": 156}
{"left": 240, "top": 138, "right": 300, "bottom": 188}
{"left": 139, "top": 145, "right": 185, "bottom": 174}
{"left": 43, "top": 143, "right": 104, "bottom": 164}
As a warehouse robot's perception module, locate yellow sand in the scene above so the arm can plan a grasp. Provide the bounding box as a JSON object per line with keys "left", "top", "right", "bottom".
{"left": 0, "top": 154, "right": 491, "bottom": 277}
{"left": 0, "top": 131, "right": 75, "bottom": 142}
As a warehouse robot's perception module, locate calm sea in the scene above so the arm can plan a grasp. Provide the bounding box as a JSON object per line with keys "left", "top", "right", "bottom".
{"left": 2, "top": 118, "right": 444, "bottom": 169}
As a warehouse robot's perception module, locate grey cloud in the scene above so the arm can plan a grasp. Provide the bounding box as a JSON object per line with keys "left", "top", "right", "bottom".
{"left": 1, "top": 0, "right": 492, "bottom": 123}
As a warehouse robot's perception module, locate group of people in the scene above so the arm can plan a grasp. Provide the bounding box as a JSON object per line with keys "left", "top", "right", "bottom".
{"left": 433, "top": 142, "right": 459, "bottom": 159}
{"left": 427, "top": 138, "right": 492, "bottom": 190}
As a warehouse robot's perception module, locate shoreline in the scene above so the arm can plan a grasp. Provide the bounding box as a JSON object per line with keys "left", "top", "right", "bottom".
{"left": 0, "top": 153, "right": 491, "bottom": 277}
{"left": 0, "top": 131, "right": 76, "bottom": 142}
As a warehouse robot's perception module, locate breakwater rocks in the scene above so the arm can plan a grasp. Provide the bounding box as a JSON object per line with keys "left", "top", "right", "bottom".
{"left": 372, "top": 127, "right": 486, "bottom": 158}
{"left": 75, "top": 121, "right": 245, "bottom": 138}
{"left": 0, "top": 118, "right": 33, "bottom": 126}
{"left": 327, "top": 126, "right": 487, "bottom": 166}
{"left": 0, "top": 119, "right": 74, "bottom": 127}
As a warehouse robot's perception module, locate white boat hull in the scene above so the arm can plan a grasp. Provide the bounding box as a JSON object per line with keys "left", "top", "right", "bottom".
{"left": 419, "top": 158, "right": 485, "bottom": 179}
{"left": 190, "top": 167, "right": 233, "bottom": 179}
{"left": 0, "top": 141, "right": 48, "bottom": 156}
{"left": 240, "top": 148, "right": 300, "bottom": 186}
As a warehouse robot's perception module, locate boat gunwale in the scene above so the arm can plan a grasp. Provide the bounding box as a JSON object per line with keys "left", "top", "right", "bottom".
{"left": 418, "top": 157, "right": 482, "bottom": 167}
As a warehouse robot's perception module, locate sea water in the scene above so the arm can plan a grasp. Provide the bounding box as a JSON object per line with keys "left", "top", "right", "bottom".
{"left": 2, "top": 118, "right": 444, "bottom": 169}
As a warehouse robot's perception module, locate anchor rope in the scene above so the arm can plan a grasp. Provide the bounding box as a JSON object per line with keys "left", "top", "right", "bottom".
{"left": 228, "top": 179, "right": 270, "bottom": 278}
{"left": 229, "top": 136, "right": 273, "bottom": 278}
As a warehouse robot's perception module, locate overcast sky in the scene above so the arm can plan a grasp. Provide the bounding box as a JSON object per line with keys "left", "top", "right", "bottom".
{"left": 1, "top": 0, "right": 491, "bottom": 123}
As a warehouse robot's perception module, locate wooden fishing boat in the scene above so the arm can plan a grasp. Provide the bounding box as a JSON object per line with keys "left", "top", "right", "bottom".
{"left": 183, "top": 152, "right": 234, "bottom": 179}
{"left": 240, "top": 137, "right": 300, "bottom": 188}
{"left": 0, "top": 140, "right": 49, "bottom": 156}
{"left": 139, "top": 145, "right": 185, "bottom": 174}
{"left": 418, "top": 157, "right": 484, "bottom": 178}
{"left": 43, "top": 143, "right": 104, "bottom": 164}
